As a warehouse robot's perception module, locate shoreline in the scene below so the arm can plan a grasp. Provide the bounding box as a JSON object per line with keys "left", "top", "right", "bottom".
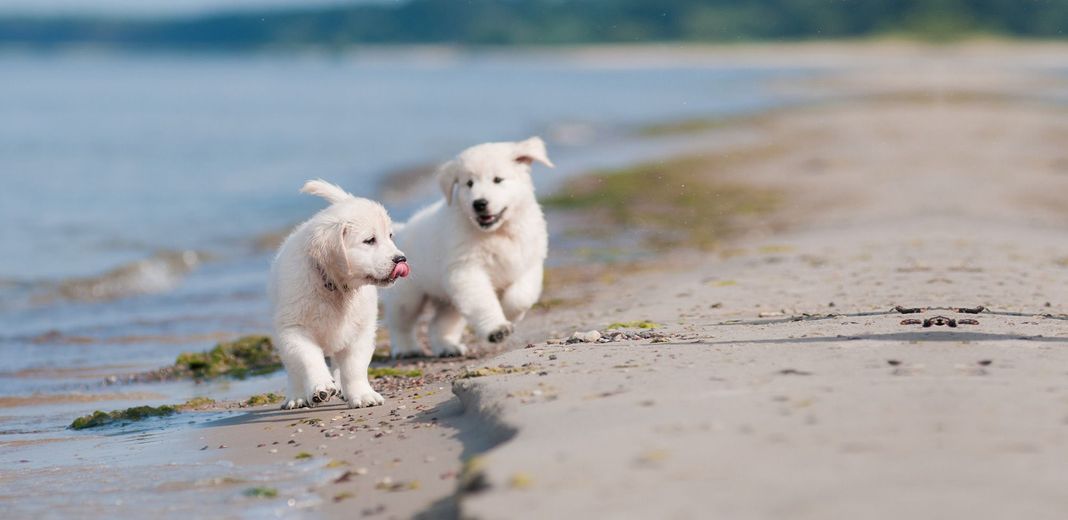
{"left": 184, "top": 65, "right": 831, "bottom": 517}
{"left": 184, "top": 64, "right": 826, "bottom": 519}
{"left": 203, "top": 49, "right": 1068, "bottom": 517}
{"left": 9, "top": 42, "right": 1068, "bottom": 518}
{"left": 9, "top": 38, "right": 1068, "bottom": 62}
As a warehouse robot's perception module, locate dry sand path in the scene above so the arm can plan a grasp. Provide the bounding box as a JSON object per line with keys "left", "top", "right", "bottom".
{"left": 202, "top": 47, "right": 1068, "bottom": 519}
{"left": 453, "top": 60, "right": 1068, "bottom": 519}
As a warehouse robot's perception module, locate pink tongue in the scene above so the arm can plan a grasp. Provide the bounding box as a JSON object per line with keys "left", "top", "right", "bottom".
{"left": 390, "top": 262, "right": 410, "bottom": 279}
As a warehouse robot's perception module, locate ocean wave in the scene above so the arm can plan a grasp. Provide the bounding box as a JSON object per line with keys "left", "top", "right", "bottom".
{"left": 33, "top": 250, "right": 204, "bottom": 304}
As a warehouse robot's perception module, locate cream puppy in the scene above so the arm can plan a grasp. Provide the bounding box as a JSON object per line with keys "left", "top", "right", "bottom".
{"left": 384, "top": 137, "right": 553, "bottom": 357}
{"left": 270, "top": 180, "right": 409, "bottom": 409}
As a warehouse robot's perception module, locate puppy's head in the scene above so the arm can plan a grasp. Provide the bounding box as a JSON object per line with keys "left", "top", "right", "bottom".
{"left": 436, "top": 137, "right": 553, "bottom": 233}
{"left": 302, "top": 180, "right": 409, "bottom": 289}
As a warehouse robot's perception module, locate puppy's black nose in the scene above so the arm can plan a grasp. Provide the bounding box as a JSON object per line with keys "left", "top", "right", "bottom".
{"left": 472, "top": 199, "right": 489, "bottom": 213}
{"left": 392, "top": 255, "right": 407, "bottom": 264}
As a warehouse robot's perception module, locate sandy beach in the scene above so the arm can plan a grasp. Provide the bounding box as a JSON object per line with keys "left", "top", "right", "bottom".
{"left": 176, "top": 43, "right": 1068, "bottom": 519}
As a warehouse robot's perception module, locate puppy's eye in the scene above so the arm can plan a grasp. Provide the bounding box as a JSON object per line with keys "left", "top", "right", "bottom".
{"left": 363, "top": 237, "right": 376, "bottom": 245}
{"left": 493, "top": 177, "right": 503, "bottom": 184}
{"left": 466, "top": 180, "right": 474, "bottom": 188}
{"left": 389, "top": 233, "right": 393, "bottom": 239}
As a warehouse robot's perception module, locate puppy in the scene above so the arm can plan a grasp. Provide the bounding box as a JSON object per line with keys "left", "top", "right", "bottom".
{"left": 384, "top": 137, "right": 553, "bottom": 358}
{"left": 269, "top": 180, "right": 409, "bottom": 409}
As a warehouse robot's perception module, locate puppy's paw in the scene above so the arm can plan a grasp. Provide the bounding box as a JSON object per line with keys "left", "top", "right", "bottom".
{"left": 281, "top": 398, "right": 308, "bottom": 410}
{"left": 487, "top": 323, "right": 514, "bottom": 343}
{"left": 391, "top": 350, "right": 427, "bottom": 360}
{"left": 308, "top": 382, "right": 338, "bottom": 406}
{"left": 434, "top": 342, "right": 469, "bottom": 357}
{"left": 345, "top": 388, "right": 384, "bottom": 409}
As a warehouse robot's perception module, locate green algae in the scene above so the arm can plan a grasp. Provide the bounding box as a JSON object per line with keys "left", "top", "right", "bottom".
{"left": 70, "top": 395, "right": 224, "bottom": 429}
{"left": 179, "top": 397, "right": 216, "bottom": 410}
{"left": 174, "top": 335, "right": 281, "bottom": 380}
{"left": 456, "top": 365, "right": 531, "bottom": 379}
{"left": 70, "top": 405, "right": 178, "bottom": 430}
{"left": 243, "top": 392, "right": 285, "bottom": 406}
{"left": 367, "top": 367, "right": 423, "bottom": 379}
{"left": 541, "top": 149, "right": 781, "bottom": 249}
{"left": 243, "top": 486, "right": 278, "bottom": 498}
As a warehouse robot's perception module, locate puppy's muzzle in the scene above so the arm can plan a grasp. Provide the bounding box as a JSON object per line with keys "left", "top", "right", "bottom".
{"left": 389, "top": 255, "right": 410, "bottom": 280}
{"left": 472, "top": 199, "right": 505, "bottom": 228}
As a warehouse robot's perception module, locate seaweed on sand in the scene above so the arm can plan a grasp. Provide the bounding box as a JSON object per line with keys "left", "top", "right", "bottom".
{"left": 70, "top": 405, "right": 178, "bottom": 429}
{"left": 367, "top": 367, "right": 423, "bottom": 379}
{"left": 70, "top": 397, "right": 218, "bottom": 429}
{"left": 174, "top": 335, "right": 281, "bottom": 380}
{"left": 243, "top": 487, "right": 278, "bottom": 498}
{"left": 542, "top": 149, "right": 781, "bottom": 249}
{"left": 243, "top": 392, "right": 285, "bottom": 406}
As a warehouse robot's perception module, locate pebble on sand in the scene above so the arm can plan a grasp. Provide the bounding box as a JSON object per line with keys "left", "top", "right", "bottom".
{"left": 567, "top": 330, "right": 602, "bottom": 343}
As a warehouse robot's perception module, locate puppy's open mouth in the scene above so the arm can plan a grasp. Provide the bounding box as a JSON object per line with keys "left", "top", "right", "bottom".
{"left": 476, "top": 208, "right": 506, "bottom": 228}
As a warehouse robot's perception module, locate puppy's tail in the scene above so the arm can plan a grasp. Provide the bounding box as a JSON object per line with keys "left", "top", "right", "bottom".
{"left": 301, "top": 179, "right": 354, "bottom": 205}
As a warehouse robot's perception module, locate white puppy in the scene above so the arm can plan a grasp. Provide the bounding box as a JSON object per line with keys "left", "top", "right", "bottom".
{"left": 269, "top": 180, "right": 409, "bottom": 409}
{"left": 384, "top": 137, "right": 553, "bottom": 358}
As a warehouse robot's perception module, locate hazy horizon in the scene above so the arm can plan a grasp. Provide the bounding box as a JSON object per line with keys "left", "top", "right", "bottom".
{"left": 0, "top": 0, "right": 386, "bottom": 17}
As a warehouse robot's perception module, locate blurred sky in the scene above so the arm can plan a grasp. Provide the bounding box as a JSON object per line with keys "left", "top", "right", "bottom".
{"left": 0, "top": 0, "right": 390, "bottom": 17}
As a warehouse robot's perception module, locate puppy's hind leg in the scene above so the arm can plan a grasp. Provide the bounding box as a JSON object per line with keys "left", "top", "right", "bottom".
{"left": 428, "top": 302, "right": 469, "bottom": 357}
{"left": 276, "top": 328, "right": 338, "bottom": 409}
{"left": 385, "top": 289, "right": 427, "bottom": 359}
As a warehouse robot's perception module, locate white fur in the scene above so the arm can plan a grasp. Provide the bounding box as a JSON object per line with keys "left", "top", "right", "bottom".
{"left": 384, "top": 137, "right": 553, "bottom": 357}
{"left": 269, "top": 179, "right": 405, "bottom": 409}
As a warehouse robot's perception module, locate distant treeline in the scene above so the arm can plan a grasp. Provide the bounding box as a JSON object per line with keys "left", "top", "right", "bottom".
{"left": 2, "top": 0, "right": 1067, "bottom": 49}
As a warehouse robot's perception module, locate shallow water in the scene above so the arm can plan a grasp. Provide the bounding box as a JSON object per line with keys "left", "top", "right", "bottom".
{"left": 1, "top": 415, "right": 336, "bottom": 519}
{"left": 0, "top": 50, "right": 814, "bottom": 515}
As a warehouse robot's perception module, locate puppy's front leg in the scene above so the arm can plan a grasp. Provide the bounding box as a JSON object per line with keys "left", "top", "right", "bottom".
{"left": 501, "top": 266, "right": 543, "bottom": 323}
{"left": 276, "top": 327, "right": 338, "bottom": 409}
{"left": 335, "top": 325, "right": 384, "bottom": 408}
{"left": 447, "top": 267, "right": 512, "bottom": 343}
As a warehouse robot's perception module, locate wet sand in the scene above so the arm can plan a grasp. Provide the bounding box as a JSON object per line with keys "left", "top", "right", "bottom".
{"left": 194, "top": 42, "right": 1068, "bottom": 518}
{"left": 197, "top": 356, "right": 501, "bottom": 518}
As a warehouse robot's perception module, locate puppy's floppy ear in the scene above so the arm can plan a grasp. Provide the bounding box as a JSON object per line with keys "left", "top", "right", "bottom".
{"left": 436, "top": 160, "right": 460, "bottom": 206}
{"left": 307, "top": 221, "right": 351, "bottom": 283}
{"left": 514, "top": 137, "right": 554, "bottom": 168}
